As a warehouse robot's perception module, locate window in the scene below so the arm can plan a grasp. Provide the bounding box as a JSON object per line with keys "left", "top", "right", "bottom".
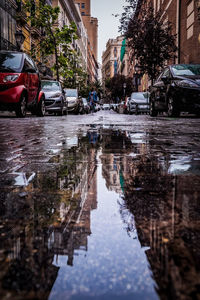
{"left": 114, "top": 60, "right": 118, "bottom": 75}
{"left": 24, "top": 55, "right": 36, "bottom": 72}
{"left": 114, "top": 47, "right": 117, "bottom": 57}
{"left": 81, "top": 3, "right": 85, "bottom": 9}
{"left": 186, "top": 1, "right": 194, "bottom": 39}
{"left": 81, "top": 11, "right": 85, "bottom": 16}
{"left": 0, "top": 7, "right": 16, "bottom": 47}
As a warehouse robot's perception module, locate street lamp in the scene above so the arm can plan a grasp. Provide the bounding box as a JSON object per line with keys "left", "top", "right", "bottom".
{"left": 133, "top": 63, "right": 141, "bottom": 92}
{"left": 15, "top": 30, "right": 25, "bottom": 51}
{"left": 123, "top": 82, "right": 127, "bottom": 98}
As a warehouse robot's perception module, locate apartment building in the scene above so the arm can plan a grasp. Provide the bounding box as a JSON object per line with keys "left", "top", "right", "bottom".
{"left": 53, "top": 0, "right": 88, "bottom": 70}
{"left": 154, "top": 0, "right": 200, "bottom": 64}
{"left": 74, "top": 0, "right": 98, "bottom": 83}
{"left": 126, "top": 0, "right": 200, "bottom": 91}
{"left": 102, "top": 36, "right": 126, "bottom": 83}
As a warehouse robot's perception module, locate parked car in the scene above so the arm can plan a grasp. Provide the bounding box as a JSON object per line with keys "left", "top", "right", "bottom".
{"left": 96, "top": 104, "right": 101, "bottom": 111}
{"left": 117, "top": 101, "right": 126, "bottom": 114}
{"left": 150, "top": 64, "right": 200, "bottom": 117}
{"left": 127, "top": 92, "right": 150, "bottom": 114}
{"left": 0, "top": 50, "right": 45, "bottom": 117}
{"left": 64, "top": 88, "right": 81, "bottom": 114}
{"left": 102, "top": 104, "right": 110, "bottom": 110}
{"left": 41, "top": 80, "right": 66, "bottom": 116}
{"left": 110, "top": 103, "right": 118, "bottom": 111}
{"left": 82, "top": 97, "right": 90, "bottom": 114}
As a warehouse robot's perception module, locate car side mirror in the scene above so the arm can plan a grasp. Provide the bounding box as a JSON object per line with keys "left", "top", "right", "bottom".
{"left": 24, "top": 67, "right": 36, "bottom": 73}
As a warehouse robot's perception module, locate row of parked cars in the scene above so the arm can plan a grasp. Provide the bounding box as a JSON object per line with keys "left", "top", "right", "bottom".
{"left": 116, "top": 92, "right": 150, "bottom": 115}
{"left": 0, "top": 50, "right": 92, "bottom": 117}
{"left": 41, "top": 81, "right": 91, "bottom": 116}
{"left": 113, "top": 63, "right": 200, "bottom": 117}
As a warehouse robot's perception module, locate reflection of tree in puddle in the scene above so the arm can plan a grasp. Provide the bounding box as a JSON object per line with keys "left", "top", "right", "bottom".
{"left": 0, "top": 132, "right": 99, "bottom": 299}
{"left": 122, "top": 148, "right": 200, "bottom": 299}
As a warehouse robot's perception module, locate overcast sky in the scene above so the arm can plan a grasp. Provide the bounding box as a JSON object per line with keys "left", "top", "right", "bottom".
{"left": 91, "top": 0, "right": 126, "bottom": 63}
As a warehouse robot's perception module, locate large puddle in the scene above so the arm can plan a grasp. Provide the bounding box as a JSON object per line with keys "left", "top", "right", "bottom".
{"left": 0, "top": 124, "right": 200, "bottom": 299}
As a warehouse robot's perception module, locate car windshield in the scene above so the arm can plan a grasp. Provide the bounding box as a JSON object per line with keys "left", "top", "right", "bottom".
{"left": 65, "top": 89, "right": 78, "bottom": 97}
{"left": 0, "top": 53, "right": 23, "bottom": 72}
{"left": 172, "top": 64, "right": 200, "bottom": 76}
{"left": 41, "top": 81, "right": 60, "bottom": 91}
{"left": 131, "top": 93, "right": 149, "bottom": 102}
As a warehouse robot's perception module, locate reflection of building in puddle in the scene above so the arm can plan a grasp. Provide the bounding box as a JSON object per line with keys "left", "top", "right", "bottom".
{"left": 123, "top": 152, "right": 200, "bottom": 299}
{"left": 100, "top": 129, "right": 149, "bottom": 194}
{"left": 49, "top": 147, "right": 97, "bottom": 266}
{"left": 0, "top": 134, "right": 98, "bottom": 298}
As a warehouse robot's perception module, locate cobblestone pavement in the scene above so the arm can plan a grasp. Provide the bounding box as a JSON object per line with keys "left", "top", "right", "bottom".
{"left": 0, "top": 110, "right": 200, "bottom": 300}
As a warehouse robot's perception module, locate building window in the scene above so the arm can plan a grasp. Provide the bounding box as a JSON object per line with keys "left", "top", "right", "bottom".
{"left": 81, "top": 3, "right": 85, "bottom": 9}
{"left": 114, "top": 47, "right": 117, "bottom": 57}
{"left": 187, "top": 1, "right": 194, "bottom": 39}
{"left": 81, "top": 11, "right": 85, "bottom": 16}
{"left": 114, "top": 60, "right": 118, "bottom": 75}
{"left": 0, "top": 6, "right": 16, "bottom": 49}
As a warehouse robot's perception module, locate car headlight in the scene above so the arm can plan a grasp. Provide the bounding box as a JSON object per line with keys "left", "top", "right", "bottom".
{"left": 49, "top": 92, "right": 61, "bottom": 98}
{"left": 176, "top": 80, "right": 199, "bottom": 88}
{"left": 3, "top": 74, "right": 19, "bottom": 83}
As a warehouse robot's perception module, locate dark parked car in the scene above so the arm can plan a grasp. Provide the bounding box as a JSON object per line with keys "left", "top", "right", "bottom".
{"left": 41, "top": 80, "right": 67, "bottom": 116}
{"left": 0, "top": 50, "right": 45, "bottom": 117}
{"left": 127, "top": 92, "right": 150, "bottom": 114}
{"left": 150, "top": 64, "right": 200, "bottom": 117}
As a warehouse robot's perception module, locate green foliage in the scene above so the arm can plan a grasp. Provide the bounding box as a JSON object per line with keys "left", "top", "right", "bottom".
{"left": 62, "top": 52, "right": 87, "bottom": 90}
{"left": 120, "top": 2, "right": 177, "bottom": 81}
{"left": 106, "top": 75, "right": 133, "bottom": 100}
{"left": 23, "top": 0, "right": 79, "bottom": 81}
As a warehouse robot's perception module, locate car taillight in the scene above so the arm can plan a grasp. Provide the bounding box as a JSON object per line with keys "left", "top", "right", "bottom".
{"left": 3, "top": 74, "right": 19, "bottom": 83}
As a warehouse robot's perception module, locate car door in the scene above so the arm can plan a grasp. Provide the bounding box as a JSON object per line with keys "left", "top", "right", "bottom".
{"left": 153, "top": 68, "right": 170, "bottom": 110}
{"left": 24, "top": 55, "right": 39, "bottom": 104}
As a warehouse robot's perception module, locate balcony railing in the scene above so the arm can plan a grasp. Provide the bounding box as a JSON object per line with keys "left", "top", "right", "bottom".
{"left": 0, "top": 0, "right": 17, "bottom": 18}
{"left": 0, "top": 36, "right": 17, "bottom": 51}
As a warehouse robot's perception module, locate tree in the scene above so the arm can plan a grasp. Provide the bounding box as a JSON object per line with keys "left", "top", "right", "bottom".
{"left": 24, "top": 0, "right": 78, "bottom": 81}
{"left": 119, "top": 1, "right": 177, "bottom": 82}
{"left": 105, "top": 75, "right": 133, "bottom": 101}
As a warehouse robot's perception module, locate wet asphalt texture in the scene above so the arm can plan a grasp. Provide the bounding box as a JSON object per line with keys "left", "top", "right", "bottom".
{"left": 0, "top": 110, "right": 200, "bottom": 300}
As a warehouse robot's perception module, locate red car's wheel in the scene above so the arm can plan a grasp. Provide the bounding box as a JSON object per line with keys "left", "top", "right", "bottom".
{"left": 36, "top": 96, "right": 46, "bottom": 117}
{"left": 15, "top": 94, "right": 27, "bottom": 118}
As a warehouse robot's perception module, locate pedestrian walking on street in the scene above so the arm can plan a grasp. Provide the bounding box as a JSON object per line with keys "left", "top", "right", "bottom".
{"left": 88, "top": 89, "right": 96, "bottom": 113}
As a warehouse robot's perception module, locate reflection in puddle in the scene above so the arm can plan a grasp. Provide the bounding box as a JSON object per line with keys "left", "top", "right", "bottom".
{"left": 0, "top": 126, "right": 200, "bottom": 299}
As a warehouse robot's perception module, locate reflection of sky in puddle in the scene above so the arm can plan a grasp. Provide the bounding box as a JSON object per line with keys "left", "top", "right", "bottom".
{"left": 49, "top": 155, "right": 158, "bottom": 300}
{"left": 128, "top": 133, "right": 147, "bottom": 144}
{"left": 14, "top": 172, "right": 36, "bottom": 186}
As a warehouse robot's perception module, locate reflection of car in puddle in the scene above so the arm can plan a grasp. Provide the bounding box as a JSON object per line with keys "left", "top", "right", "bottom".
{"left": 161, "top": 155, "right": 200, "bottom": 175}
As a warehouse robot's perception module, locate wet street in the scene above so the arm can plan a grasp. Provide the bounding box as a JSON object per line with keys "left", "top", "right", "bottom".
{"left": 0, "top": 110, "right": 200, "bottom": 300}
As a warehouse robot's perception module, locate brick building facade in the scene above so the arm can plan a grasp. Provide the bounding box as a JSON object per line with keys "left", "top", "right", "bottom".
{"left": 154, "top": 0, "right": 200, "bottom": 64}
{"left": 128, "top": 0, "right": 200, "bottom": 91}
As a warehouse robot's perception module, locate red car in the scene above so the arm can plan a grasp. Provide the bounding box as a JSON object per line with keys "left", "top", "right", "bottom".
{"left": 0, "top": 51, "right": 45, "bottom": 117}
